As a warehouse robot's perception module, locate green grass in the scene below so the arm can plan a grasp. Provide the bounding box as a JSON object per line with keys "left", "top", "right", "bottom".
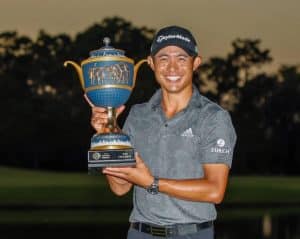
{"left": 0, "top": 166, "right": 299, "bottom": 224}
{"left": 225, "top": 176, "right": 300, "bottom": 204}
{"left": 0, "top": 166, "right": 131, "bottom": 207}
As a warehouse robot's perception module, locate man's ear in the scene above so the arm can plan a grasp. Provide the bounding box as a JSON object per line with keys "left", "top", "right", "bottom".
{"left": 147, "top": 56, "right": 155, "bottom": 71}
{"left": 193, "top": 56, "right": 202, "bottom": 71}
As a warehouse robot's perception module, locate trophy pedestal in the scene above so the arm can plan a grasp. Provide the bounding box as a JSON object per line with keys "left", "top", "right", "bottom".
{"left": 88, "top": 133, "right": 136, "bottom": 174}
{"left": 88, "top": 148, "right": 135, "bottom": 173}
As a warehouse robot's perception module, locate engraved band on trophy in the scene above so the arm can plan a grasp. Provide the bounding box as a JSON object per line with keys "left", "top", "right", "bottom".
{"left": 64, "top": 37, "right": 147, "bottom": 173}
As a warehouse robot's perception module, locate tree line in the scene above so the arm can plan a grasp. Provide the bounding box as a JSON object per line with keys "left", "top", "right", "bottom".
{"left": 0, "top": 17, "right": 299, "bottom": 174}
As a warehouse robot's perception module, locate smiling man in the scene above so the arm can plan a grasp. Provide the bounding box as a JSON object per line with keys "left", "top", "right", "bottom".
{"left": 90, "top": 25, "right": 237, "bottom": 239}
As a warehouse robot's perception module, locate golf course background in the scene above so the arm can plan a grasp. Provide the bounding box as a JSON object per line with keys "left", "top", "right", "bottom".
{"left": 1, "top": 166, "right": 299, "bottom": 225}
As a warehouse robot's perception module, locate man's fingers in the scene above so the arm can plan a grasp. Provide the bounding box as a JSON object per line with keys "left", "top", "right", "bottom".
{"left": 116, "top": 105, "right": 126, "bottom": 117}
{"left": 103, "top": 168, "right": 131, "bottom": 179}
{"left": 91, "top": 106, "right": 109, "bottom": 125}
{"left": 104, "top": 171, "right": 127, "bottom": 179}
{"left": 92, "top": 107, "right": 108, "bottom": 114}
{"left": 135, "top": 152, "right": 144, "bottom": 164}
{"left": 91, "top": 116, "right": 108, "bottom": 124}
{"left": 135, "top": 152, "right": 140, "bottom": 161}
{"left": 91, "top": 105, "right": 125, "bottom": 118}
{"left": 104, "top": 167, "right": 131, "bottom": 173}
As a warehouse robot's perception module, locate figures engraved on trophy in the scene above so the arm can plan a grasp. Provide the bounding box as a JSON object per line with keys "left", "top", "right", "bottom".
{"left": 89, "top": 63, "right": 130, "bottom": 86}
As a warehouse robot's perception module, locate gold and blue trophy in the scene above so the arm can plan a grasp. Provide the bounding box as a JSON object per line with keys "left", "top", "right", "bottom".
{"left": 64, "top": 38, "right": 146, "bottom": 173}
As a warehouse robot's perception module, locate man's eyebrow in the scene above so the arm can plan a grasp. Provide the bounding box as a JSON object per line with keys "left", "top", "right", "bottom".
{"left": 177, "top": 52, "right": 189, "bottom": 57}
{"left": 156, "top": 53, "right": 169, "bottom": 58}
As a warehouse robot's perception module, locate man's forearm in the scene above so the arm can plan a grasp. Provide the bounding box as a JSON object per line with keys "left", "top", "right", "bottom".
{"left": 158, "top": 178, "right": 226, "bottom": 203}
{"left": 158, "top": 164, "right": 229, "bottom": 203}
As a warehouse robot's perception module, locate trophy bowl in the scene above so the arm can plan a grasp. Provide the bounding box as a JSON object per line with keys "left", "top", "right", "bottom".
{"left": 64, "top": 37, "right": 147, "bottom": 173}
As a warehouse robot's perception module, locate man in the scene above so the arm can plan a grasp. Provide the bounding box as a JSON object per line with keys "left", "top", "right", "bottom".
{"left": 89, "top": 26, "right": 237, "bottom": 239}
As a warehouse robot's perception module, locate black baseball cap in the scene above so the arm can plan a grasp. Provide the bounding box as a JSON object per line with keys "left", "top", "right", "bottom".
{"left": 150, "top": 25, "right": 199, "bottom": 57}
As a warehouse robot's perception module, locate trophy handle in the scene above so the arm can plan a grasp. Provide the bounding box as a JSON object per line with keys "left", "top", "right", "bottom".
{"left": 133, "top": 59, "right": 148, "bottom": 87}
{"left": 64, "top": 60, "right": 85, "bottom": 90}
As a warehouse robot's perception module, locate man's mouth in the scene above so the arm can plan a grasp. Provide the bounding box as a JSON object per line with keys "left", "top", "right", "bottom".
{"left": 166, "top": 76, "right": 180, "bottom": 81}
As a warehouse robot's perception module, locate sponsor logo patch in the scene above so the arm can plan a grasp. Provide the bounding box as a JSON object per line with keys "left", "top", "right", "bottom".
{"left": 211, "top": 138, "right": 230, "bottom": 155}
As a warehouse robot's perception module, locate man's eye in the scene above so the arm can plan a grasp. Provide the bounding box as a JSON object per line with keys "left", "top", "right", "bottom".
{"left": 159, "top": 57, "right": 168, "bottom": 62}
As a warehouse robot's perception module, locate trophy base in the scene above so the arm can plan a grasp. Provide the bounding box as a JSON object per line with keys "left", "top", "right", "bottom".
{"left": 88, "top": 147, "right": 136, "bottom": 174}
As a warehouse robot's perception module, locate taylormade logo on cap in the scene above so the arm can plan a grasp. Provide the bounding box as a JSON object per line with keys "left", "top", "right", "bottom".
{"left": 150, "top": 25, "right": 199, "bottom": 56}
{"left": 156, "top": 34, "right": 191, "bottom": 43}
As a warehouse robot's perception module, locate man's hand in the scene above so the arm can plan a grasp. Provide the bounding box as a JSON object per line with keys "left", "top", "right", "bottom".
{"left": 84, "top": 94, "right": 125, "bottom": 133}
{"left": 102, "top": 153, "right": 154, "bottom": 189}
{"left": 106, "top": 175, "right": 129, "bottom": 185}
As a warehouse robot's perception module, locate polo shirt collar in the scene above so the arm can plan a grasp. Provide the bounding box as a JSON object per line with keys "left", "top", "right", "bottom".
{"left": 149, "top": 84, "right": 203, "bottom": 111}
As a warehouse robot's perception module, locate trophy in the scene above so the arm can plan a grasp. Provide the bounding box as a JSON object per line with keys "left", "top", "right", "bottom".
{"left": 64, "top": 37, "right": 146, "bottom": 173}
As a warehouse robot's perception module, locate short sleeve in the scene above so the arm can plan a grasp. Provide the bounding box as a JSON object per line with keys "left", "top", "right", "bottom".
{"left": 199, "top": 110, "right": 237, "bottom": 168}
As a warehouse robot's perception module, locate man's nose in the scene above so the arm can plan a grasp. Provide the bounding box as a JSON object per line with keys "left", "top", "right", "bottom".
{"left": 167, "top": 58, "right": 179, "bottom": 72}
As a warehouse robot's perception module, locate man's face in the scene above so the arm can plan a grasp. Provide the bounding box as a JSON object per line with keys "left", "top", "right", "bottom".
{"left": 148, "top": 46, "right": 201, "bottom": 94}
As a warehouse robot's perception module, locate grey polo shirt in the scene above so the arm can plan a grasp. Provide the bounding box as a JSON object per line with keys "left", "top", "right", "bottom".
{"left": 123, "top": 86, "right": 236, "bottom": 225}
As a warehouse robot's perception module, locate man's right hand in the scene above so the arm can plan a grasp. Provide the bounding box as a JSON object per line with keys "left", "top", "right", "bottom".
{"left": 84, "top": 94, "right": 125, "bottom": 133}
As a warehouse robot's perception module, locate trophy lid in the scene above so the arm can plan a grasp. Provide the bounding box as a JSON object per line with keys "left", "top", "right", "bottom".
{"left": 89, "top": 37, "right": 125, "bottom": 57}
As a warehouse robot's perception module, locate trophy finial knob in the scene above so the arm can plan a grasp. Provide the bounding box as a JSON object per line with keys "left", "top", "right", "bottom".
{"left": 103, "top": 37, "right": 111, "bottom": 47}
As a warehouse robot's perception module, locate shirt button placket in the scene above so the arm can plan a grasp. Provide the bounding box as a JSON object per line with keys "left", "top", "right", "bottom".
{"left": 160, "top": 121, "right": 169, "bottom": 175}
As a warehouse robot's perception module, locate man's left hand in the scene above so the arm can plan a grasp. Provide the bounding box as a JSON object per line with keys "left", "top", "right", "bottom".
{"left": 102, "top": 153, "right": 154, "bottom": 188}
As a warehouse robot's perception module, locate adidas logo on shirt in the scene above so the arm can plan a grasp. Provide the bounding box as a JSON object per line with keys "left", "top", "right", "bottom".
{"left": 181, "top": 128, "right": 194, "bottom": 137}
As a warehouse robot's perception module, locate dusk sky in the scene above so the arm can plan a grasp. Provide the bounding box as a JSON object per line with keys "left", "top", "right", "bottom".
{"left": 1, "top": 0, "right": 299, "bottom": 71}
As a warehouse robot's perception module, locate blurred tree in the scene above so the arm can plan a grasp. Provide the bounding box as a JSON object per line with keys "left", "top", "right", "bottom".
{"left": 265, "top": 66, "right": 300, "bottom": 173}
{"left": 233, "top": 73, "right": 278, "bottom": 173}
{"left": 0, "top": 31, "right": 34, "bottom": 143}
{"left": 197, "top": 39, "right": 272, "bottom": 111}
